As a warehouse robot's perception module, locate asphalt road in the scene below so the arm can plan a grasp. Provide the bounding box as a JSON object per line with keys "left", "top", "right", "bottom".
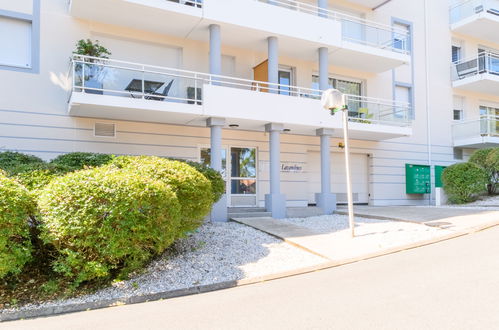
{"left": 4, "top": 226, "right": 499, "bottom": 330}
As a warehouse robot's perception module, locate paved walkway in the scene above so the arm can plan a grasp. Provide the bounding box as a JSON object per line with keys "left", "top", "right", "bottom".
{"left": 336, "top": 205, "right": 499, "bottom": 230}
{"left": 233, "top": 206, "right": 499, "bottom": 261}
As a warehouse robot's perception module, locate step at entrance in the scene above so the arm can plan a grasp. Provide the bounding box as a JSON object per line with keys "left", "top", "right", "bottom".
{"left": 228, "top": 207, "right": 271, "bottom": 219}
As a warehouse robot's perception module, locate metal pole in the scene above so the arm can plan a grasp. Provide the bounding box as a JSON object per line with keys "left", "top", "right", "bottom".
{"left": 342, "top": 109, "right": 355, "bottom": 238}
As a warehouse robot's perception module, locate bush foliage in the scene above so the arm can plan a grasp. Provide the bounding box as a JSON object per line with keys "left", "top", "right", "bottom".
{"left": 184, "top": 160, "right": 225, "bottom": 203}
{"left": 469, "top": 148, "right": 498, "bottom": 195}
{"left": 10, "top": 163, "right": 72, "bottom": 193}
{"left": 0, "top": 151, "right": 44, "bottom": 175}
{"left": 38, "top": 166, "right": 182, "bottom": 284}
{"left": 111, "top": 156, "right": 213, "bottom": 232}
{"left": 442, "top": 162, "right": 488, "bottom": 204}
{"left": 50, "top": 152, "right": 114, "bottom": 171}
{"left": 0, "top": 174, "right": 34, "bottom": 279}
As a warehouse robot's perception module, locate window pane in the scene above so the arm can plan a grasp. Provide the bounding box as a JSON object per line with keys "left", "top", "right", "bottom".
{"left": 230, "top": 148, "right": 256, "bottom": 178}
{"left": 231, "top": 179, "right": 256, "bottom": 194}
{"left": 200, "top": 148, "right": 227, "bottom": 177}
{"left": 453, "top": 110, "right": 462, "bottom": 121}
{"left": 0, "top": 16, "right": 31, "bottom": 68}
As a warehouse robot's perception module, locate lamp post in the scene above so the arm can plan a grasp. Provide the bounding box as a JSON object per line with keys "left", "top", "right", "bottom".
{"left": 321, "top": 89, "right": 355, "bottom": 238}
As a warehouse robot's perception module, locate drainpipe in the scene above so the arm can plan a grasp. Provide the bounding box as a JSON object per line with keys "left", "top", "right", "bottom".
{"left": 424, "top": 0, "right": 433, "bottom": 205}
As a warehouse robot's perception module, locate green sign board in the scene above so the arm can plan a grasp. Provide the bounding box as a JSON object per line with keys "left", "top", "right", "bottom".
{"left": 435, "top": 166, "right": 447, "bottom": 188}
{"left": 406, "top": 164, "right": 431, "bottom": 194}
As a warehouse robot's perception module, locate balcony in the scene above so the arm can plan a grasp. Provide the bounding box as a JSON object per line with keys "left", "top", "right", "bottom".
{"left": 451, "top": 52, "right": 499, "bottom": 94}
{"left": 452, "top": 115, "right": 499, "bottom": 148}
{"left": 343, "top": 0, "right": 389, "bottom": 9}
{"left": 69, "top": 0, "right": 410, "bottom": 73}
{"left": 68, "top": 55, "right": 412, "bottom": 140}
{"left": 450, "top": 0, "right": 499, "bottom": 43}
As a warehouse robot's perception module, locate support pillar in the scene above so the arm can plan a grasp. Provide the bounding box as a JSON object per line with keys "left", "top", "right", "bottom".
{"left": 315, "top": 128, "right": 336, "bottom": 214}
{"left": 265, "top": 123, "right": 286, "bottom": 218}
{"left": 317, "top": 0, "right": 328, "bottom": 17}
{"left": 207, "top": 117, "right": 227, "bottom": 222}
{"left": 267, "top": 36, "right": 279, "bottom": 94}
{"left": 318, "top": 47, "right": 329, "bottom": 91}
{"left": 209, "top": 24, "right": 221, "bottom": 76}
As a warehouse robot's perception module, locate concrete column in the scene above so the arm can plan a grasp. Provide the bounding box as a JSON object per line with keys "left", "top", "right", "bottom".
{"left": 267, "top": 36, "right": 279, "bottom": 94}
{"left": 318, "top": 47, "right": 329, "bottom": 91}
{"left": 265, "top": 123, "right": 286, "bottom": 218}
{"left": 315, "top": 128, "right": 337, "bottom": 214}
{"left": 206, "top": 117, "right": 227, "bottom": 222}
{"left": 317, "top": 0, "right": 328, "bottom": 17}
{"left": 209, "top": 24, "right": 221, "bottom": 76}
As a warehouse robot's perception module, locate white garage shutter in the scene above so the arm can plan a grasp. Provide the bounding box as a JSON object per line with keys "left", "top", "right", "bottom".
{"left": 307, "top": 151, "right": 369, "bottom": 204}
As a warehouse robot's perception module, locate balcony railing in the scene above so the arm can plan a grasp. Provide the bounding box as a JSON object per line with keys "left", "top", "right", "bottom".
{"left": 451, "top": 52, "right": 499, "bottom": 81}
{"left": 256, "top": 0, "right": 410, "bottom": 54}
{"left": 452, "top": 115, "right": 499, "bottom": 141}
{"left": 450, "top": 0, "right": 499, "bottom": 24}
{"left": 70, "top": 55, "right": 411, "bottom": 126}
{"left": 166, "top": 0, "right": 203, "bottom": 8}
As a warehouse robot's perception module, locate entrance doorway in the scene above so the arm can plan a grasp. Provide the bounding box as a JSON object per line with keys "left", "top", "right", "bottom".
{"left": 200, "top": 146, "right": 258, "bottom": 207}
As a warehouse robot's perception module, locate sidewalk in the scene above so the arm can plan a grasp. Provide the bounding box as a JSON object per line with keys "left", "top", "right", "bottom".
{"left": 233, "top": 206, "right": 499, "bottom": 261}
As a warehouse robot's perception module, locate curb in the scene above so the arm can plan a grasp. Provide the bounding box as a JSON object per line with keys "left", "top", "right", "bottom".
{"left": 2, "top": 220, "right": 499, "bottom": 323}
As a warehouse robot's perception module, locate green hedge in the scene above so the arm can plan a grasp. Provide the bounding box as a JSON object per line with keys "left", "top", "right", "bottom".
{"left": 50, "top": 152, "right": 115, "bottom": 171}
{"left": 184, "top": 160, "right": 225, "bottom": 203}
{"left": 0, "top": 174, "right": 34, "bottom": 279}
{"left": 469, "top": 148, "right": 498, "bottom": 195}
{"left": 38, "top": 166, "right": 182, "bottom": 284}
{"left": 10, "top": 163, "right": 72, "bottom": 193}
{"left": 0, "top": 151, "right": 44, "bottom": 175}
{"left": 111, "top": 156, "right": 213, "bottom": 233}
{"left": 442, "top": 162, "right": 488, "bottom": 204}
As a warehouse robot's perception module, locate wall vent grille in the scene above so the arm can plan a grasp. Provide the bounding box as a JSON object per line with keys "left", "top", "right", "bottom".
{"left": 94, "top": 123, "right": 116, "bottom": 137}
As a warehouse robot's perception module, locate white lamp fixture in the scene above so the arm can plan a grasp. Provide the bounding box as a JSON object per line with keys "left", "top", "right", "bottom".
{"left": 321, "top": 89, "right": 355, "bottom": 238}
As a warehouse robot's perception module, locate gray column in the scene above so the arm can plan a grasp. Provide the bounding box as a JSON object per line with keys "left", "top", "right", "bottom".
{"left": 267, "top": 36, "right": 279, "bottom": 94}
{"left": 318, "top": 47, "right": 329, "bottom": 91}
{"left": 209, "top": 24, "right": 221, "bottom": 76}
{"left": 206, "top": 117, "right": 227, "bottom": 222}
{"left": 265, "top": 123, "right": 286, "bottom": 218}
{"left": 315, "top": 128, "right": 337, "bottom": 214}
{"left": 317, "top": 0, "right": 328, "bottom": 17}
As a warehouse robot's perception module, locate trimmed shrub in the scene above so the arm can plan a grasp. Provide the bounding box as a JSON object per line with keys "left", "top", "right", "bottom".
{"left": 38, "top": 166, "right": 182, "bottom": 285}
{"left": 442, "top": 162, "right": 488, "bottom": 204}
{"left": 468, "top": 148, "right": 499, "bottom": 194}
{"left": 111, "top": 156, "right": 213, "bottom": 232}
{"left": 0, "top": 151, "right": 44, "bottom": 175}
{"left": 485, "top": 148, "right": 499, "bottom": 194}
{"left": 50, "top": 152, "right": 114, "bottom": 171}
{"left": 0, "top": 174, "right": 34, "bottom": 279}
{"left": 10, "top": 163, "right": 72, "bottom": 193}
{"left": 184, "top": 160, "right": 225, "bottom": 203}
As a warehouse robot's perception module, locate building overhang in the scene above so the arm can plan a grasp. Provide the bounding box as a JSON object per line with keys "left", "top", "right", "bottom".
{"left": 452, "top": 73, "right": 499, "bottom": 94}
{"left": 451, "top": 12, "right": 499, "bottom": 44}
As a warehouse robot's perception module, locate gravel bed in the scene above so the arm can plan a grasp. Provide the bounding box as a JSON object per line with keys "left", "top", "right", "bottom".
{"left": 2, "top": 222, "right": 326, "bottom": 314}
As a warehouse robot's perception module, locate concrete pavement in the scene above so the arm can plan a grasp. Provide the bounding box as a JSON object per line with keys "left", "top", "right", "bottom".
{"left": 5, "top": 225, "right": 499, "bottom": 330}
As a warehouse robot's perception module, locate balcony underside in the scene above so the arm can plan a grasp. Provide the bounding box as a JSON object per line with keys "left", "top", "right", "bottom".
{"left": 70, "top": 0, "right": 410, "bottom": 72}
{"left": 344, "top": 0, "right": 389, "bottom": 9}
{"left": 451, "top": 12, "right": 499, "bottom": 44}
{"left": 454, "top": 135, "right": 499, "bottom": 148}
{"left": 452, "top": 73, "right": 499, "bottom": 94}
{"left": 68, "top": 85, "right": 412, "bottom": 141}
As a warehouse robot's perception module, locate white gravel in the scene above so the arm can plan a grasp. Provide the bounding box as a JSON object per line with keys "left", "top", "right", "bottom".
{"left": 2, "top": 222, "right": 326, "bottom": 314}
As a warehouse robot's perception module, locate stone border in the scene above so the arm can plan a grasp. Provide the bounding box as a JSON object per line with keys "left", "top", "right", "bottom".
{"left": 2, "top": 220, "right": 498, "bottom": 323}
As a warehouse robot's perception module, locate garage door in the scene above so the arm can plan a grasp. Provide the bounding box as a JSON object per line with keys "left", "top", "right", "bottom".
{"left": 307, "top": 151, "right": 369, "bottom": 204}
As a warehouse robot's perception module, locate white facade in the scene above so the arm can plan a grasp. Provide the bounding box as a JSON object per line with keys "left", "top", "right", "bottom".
{"left": 1, "top": 0, "right": 497, "bottom": 212}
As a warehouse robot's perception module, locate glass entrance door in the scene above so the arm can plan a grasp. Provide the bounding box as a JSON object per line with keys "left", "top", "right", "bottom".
{"left": 230, "top": 147, "right": 257, "bottom": 206}
{"left": 200, "top": 146, "right": 257, "bottom": 207}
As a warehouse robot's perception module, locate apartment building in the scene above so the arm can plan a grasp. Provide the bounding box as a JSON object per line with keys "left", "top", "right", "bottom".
{"left": 0, "top": 0, "right": 496, "bottom": 220}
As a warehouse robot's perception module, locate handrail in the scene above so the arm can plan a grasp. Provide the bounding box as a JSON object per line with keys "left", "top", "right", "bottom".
{"left": 166, "top": 0, "right": 203, "bottom": 8}
{"left": 70, "top": 55, "right": 412, "bottom": 125}
{"left": 453, "top": 51, "right": 499, "bottom": 65}
{"left": 450, "top": 0, "right": 499, "bottom": 24}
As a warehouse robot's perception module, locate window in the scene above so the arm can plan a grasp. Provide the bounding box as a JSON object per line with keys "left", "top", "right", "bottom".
{"left": 453, "top": 109, "right": 463, "bottom": 121}
{"left": 278, "top": 66, "right": 294, "bottom": 95}
{"left": 392, "top": 22, "right": 410, "bottom": 51}
{"left": 311, "top": 75, "right": 362, "bottom": 96}
{"left": 394, "top": 84, "right": 412, "bottom": 119}
{"left": 452, "top": 46, "right": 461, "bottom": 63}
{"left": 0, "top": 16, "right": 32, "bottom": 68}
{"left": 453, "top": 148, "right": 463, "bottom": 160}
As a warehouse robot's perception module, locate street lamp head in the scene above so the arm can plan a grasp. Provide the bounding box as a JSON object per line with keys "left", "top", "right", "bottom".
{"left": 321, "top": 88, "right": 346, "bottom": 115}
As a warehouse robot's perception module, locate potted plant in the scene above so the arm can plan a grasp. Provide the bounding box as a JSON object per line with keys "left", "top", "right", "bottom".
{"left": 73, "top": 39, "right": 111, "bottom": 94}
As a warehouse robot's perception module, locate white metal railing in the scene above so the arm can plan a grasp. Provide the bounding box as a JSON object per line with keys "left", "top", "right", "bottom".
{"left": 450, "top": 0, "right": 499, "bottom": 24}
{"left": 452, "top": 115, "right": 499, "bottom": 140}
{"left": 257, "top": 0, "right": 410, "bottom": 54}
{"left": 70, "top": 55, "right": 412, "bottom": 126}
{"left": 166, "top": 0, "right": 203, "bottom": 8}
{"left": 451, "top": 52, "right": 499, "bottom": 80}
